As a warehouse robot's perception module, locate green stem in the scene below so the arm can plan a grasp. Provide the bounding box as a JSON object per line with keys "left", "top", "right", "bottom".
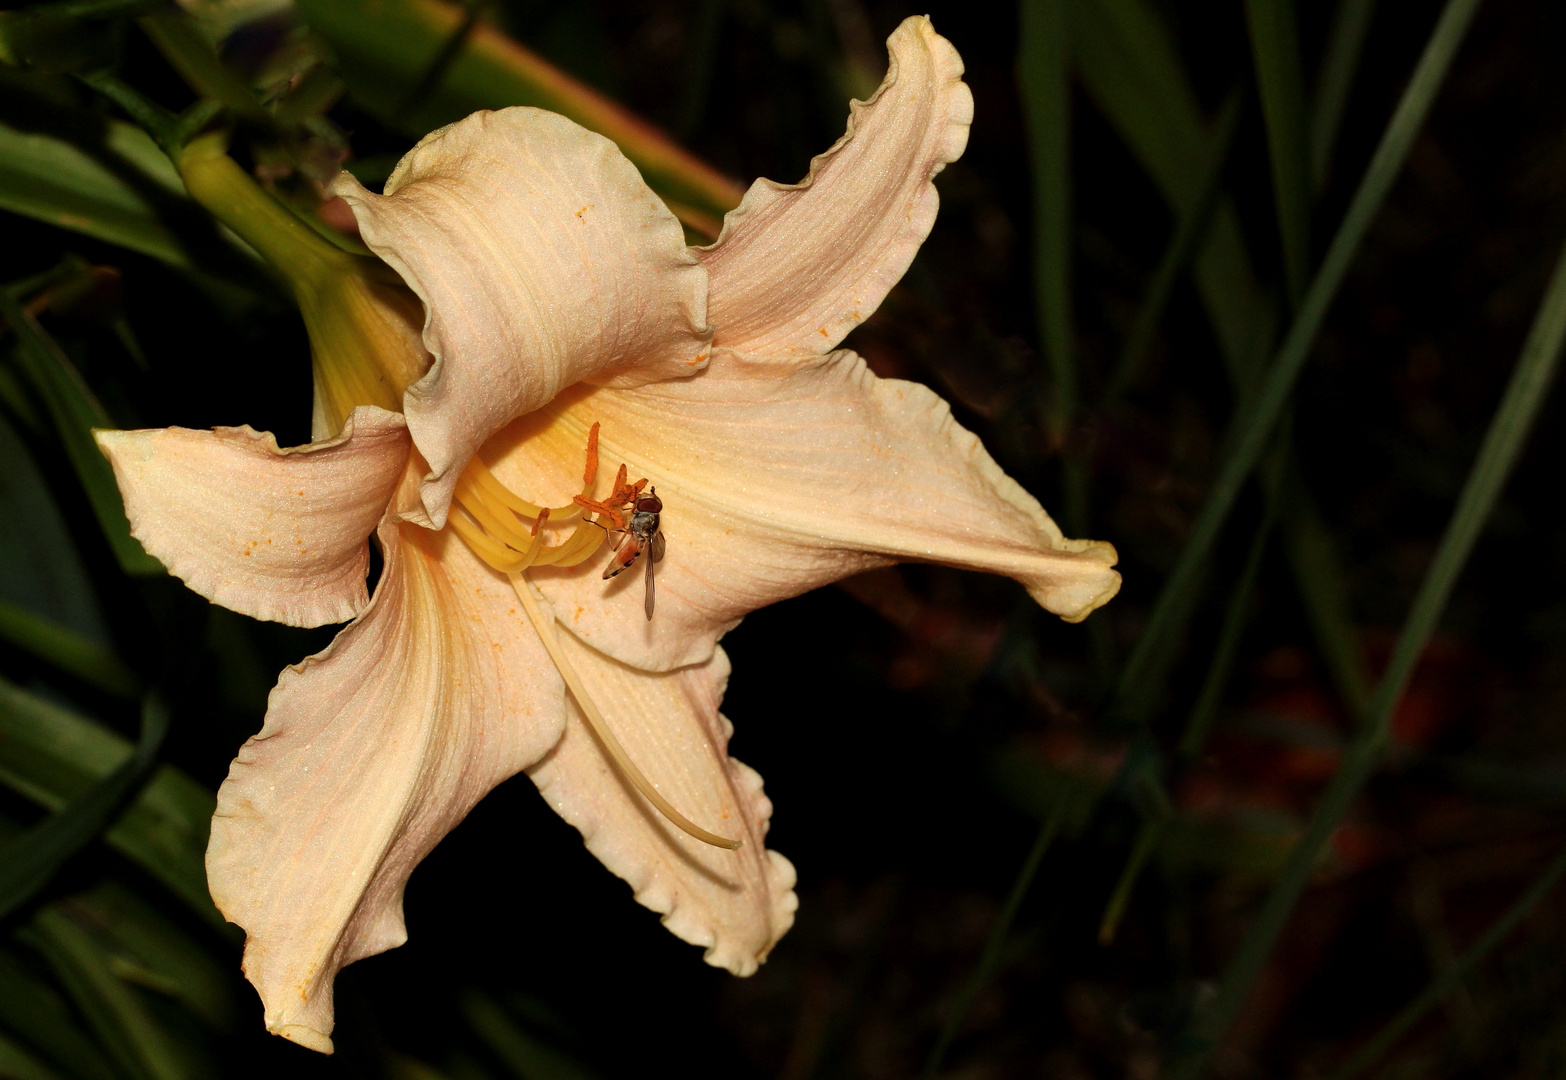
{"left": 1245, "top": 0, "right": 1313, "bottom": 308}
{"left": 1310, "top": 0, "right": 1380, "bottom": 190}
{"left": 1108, "top": 0, "right": 1483, "bottom": 730}
{"left": 1105, "top": 89, "right": 1242, "bottom": 406}
{"left": 1329, "top": 840, "right": 1566, "bottom": 1080}
{"left": 1019, "top": 0, "right": 1082, "bottom": 533}
{"left": 923, "top": 810, "right": 1063, "bottom": 1077}
{"left": 137, "top": 10, "right": 272, "bottom": 127}
{"left": 1100, "top": 491, "right": 1276, "bottom": 946}
{"left": 1178, "top": 500, "right": 1275, "bottom": 759}
{"left": 1172, "top": 173, "right": 1566, "bottom": 1080}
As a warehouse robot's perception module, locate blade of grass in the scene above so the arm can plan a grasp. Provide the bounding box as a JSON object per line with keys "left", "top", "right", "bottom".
{"left": 0, "top": 599, "right": 139, "bottom": 697}
{"left": 1071, "top": 0, "right": 1274, "bottom": 384}
{"left": 675, "top": 0, "right": 724, "bottom": 137}
{"left": 397, "top": 0, "right": 485, "bottom": 115}
{"left": 0, "top": 288, "right": 163, "bottom": 576}
{"left": 68, "top": 882, "right": 236, "bottom": 1032}
{"left": 0, "top": 406, "right": 110, "bottom": 647}
{"left": 1329, "top": 839, "right": 1566, "bottom": 1080}
{"left": 293, "top": 0, "right": 745, "bottom": 223}
{"left": 0, "top": 694, "right": 167, "bottom": 921}
{"left": 1275, "top": 468, "right": 1374, "bottom": 723}
{"left": 0, "top": 119, "right": 188, "bottom": 266}
{"left": 1245, "top": 0, "right": 1312, "bottom": 307}
{"left": 1019, "top": 0, "right": 1081, "bottom": 534}
{"left": 1105, "top": 87, "right": 1242, "bottom": 404}
{"left": 25, "top": 905, "right": 194, "bottom": 1080}
{"left": 1311, "top": 0, "right": 1380, "bottom": 190}
{"left": 1109, "top": 0, "right": 1483, "bottom": 727}
{"left": 1075, "top": 0, "right": 1367, "bottom": 741}
{"left": 1099, "top": 494, "right": 1276, "bottom": 945}
{"left": 0, "top": 949, "right": 117, "bottom": 1080}
{"left": 0, "top": 1030, "right": 68, "bottom": 1080}
{"left": 924, "top": 807, "right": 1065, "bottom": 1077}
{"left": 136, "top": 10, "right": 271, "bottom": 127}
{"left": 461, "top": 992, "right": 600, "bottom": 1080}
{"left": 1174, "top": 187, "right": 1566, "bottom": 1079}
{"left": 0, "top": 677, "right": 221, "bottom": 928}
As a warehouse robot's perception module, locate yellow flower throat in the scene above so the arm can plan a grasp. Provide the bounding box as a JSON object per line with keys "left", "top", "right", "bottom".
{"left": 447, "top": 423, "right": 742, "bottom": 852}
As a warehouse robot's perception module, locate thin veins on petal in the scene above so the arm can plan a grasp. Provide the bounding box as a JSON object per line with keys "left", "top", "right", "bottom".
{"left": 447, "top": 421, "right": 741, "bottom": 851}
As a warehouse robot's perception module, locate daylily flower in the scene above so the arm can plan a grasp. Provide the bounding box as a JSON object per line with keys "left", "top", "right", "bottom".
{"left": 96, "top": 16, "right": 1119, "bottom": 1053}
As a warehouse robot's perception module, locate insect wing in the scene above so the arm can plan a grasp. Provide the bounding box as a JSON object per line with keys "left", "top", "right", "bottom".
{"left": 644, "top": 544, "right": 656, "bottom": 620}
{"left": 604, "top": 534, "right": 641, "bottom": 579}
{"left": 650, "top": 530, "right": 666, "bottom": 563}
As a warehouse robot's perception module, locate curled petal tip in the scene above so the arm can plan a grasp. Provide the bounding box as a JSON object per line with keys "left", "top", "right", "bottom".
{"left": 272, "top": 1024, "right": 334, "bottom": 1055}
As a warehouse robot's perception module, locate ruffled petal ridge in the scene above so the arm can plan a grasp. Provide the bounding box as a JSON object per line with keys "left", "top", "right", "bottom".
{"left": 207, "top": 521, "right": 566, "bottom": 1051}
{"left": 95, "top": 406, "right": 410, "bottom": 628}
{"left": 488, "top": 348, "right": 1119, "bottom": 672}
{"left": 527, "top": 635, "right": 796, "bottom": 974}
{"left": 332, "top": 108, "right": 711, "bottom": 529}
{"left": 699, "top": 15, "right": 972, "bottom": 357}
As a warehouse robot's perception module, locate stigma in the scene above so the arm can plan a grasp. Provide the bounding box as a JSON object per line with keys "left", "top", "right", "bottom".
{"left": 445, "top": 424, "right": 741, "bottom": 852}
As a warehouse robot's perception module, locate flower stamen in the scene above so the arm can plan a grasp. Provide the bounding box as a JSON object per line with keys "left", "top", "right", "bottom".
{"left": 448, "top": 423, "right": 740, "bottom": 851}
{"left": 509, "top": 572, "right": 742, "bottom": 851}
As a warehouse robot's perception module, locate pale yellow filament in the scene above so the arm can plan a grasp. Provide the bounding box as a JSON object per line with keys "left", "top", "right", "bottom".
{"left": 509, "top": 573, "right": 742, "bottom": 851}
{"left": 448, "top": 508, "right": 550, "bottom": 573}
{"left": 446, "top": 434, "right": 737, "bottom": 852}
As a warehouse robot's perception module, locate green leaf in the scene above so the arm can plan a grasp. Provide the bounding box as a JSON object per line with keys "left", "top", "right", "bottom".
{"left": 0, "top": 693, "right": 168, "bottom": 921}
{"left": 66, "top": 883, "right": 236, "bottom": 1032}
{"left": 1019, "top": 0, "right": 1090, "bottom": 535}
{"left": 293, "top": 0, "right": 744, "bottom": 229}
{"left": 1245, "top": 0, "right": 1312, "bottom": 306}
{"left": 0, "top": 406, "right": 110, "bottom": 646}
{"left": 1071, "top": 0, "right": 1275, "bottom": 385}
{"left": 0, "top": 598, "right": 139, "bottom": 698}
{"left": 0, "top": 1029, "right": 69, "bottom": 1080}
{"left": 0, "top": 119, "right": 188, "bottom": 267}
{"left": 135, "top": 11, "right": 271, "bottom": 128}
{"left": 0, "top": 677, "right": 221, "bottom": 928}
{"left": 1108, "top": 0, "right": 1482, "bottom": 734}
{"left": 24, "top": 905, "right": 197, "bottom": 1080}
{"left": 0, "top": 288, "right": 164, "bottom": 576}
{"left": 924, "top": 809, "right": 1064, "bottom": 1078}
{"left": 0, "top": 948, "right": 117, "bottom": 1080}
{"left": 1105, "top": 87, "right": 1243, "bottom": 404}
{"left": 1330, "top": 841, "right": 1566, "bottom": 1080}
{"left": 1019, "top": 0, "right": 1075, "bottom": 444}
{"left": 1310, "top": 0, "right": 1380, "bottom": 189}
{"left": 462, "top": 992, "right": 600, "bottom": 1080}
{"left": 1172, "top": 4, "right": 1548, "bottom": 1059}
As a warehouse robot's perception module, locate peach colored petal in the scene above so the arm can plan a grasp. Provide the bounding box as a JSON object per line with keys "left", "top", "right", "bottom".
{"left": 207, "top": 521, "right": 565, "bottom": 1052}
{"left": 699, "top": 16, "right": 971, "bottom": 357}
{"left": 486, "top": 348, "right": 1119, "bottom": 672}
{"left": 527, "top": 625, "right": 796, "bottom": 974}
{"left": 331, "top": 108, "right": 710, "bottom": 529}
{"left": 94, "top": 406, "right": 409, "bottom": 628}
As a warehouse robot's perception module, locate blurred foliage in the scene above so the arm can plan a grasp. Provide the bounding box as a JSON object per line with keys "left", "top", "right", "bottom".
{"left": 0, "top": 0, "right": 1565, "bottom": 1078}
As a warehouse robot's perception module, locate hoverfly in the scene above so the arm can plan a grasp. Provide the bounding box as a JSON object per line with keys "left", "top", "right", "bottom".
{"left": 601, "top": 487, "right": 666, "bottom": 620}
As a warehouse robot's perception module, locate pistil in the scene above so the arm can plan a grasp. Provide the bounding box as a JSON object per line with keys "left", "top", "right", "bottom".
{"left": 510, "top": 573, "right": 741, "bottom": 851}
{"left": 447, "top": 424, "right": 742, "bottom": 851}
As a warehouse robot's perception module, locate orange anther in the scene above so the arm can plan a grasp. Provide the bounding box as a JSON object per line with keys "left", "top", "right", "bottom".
{"left": 530, "top": 507, "right": 550, "bottom": 537}
{"left": 582, "top": 423, "right": 600, "bottom": 489}
{"left": 573, "top": 495, "right": 626, "bottom": 530}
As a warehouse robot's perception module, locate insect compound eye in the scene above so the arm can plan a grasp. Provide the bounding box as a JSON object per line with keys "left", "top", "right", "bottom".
{"left": 636, "top": 496, "right": 663, "bottom": 513}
